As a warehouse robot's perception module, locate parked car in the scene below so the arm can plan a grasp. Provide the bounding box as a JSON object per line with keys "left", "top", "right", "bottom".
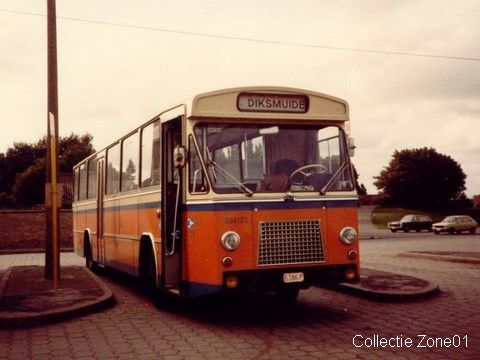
{"left": 387, "top": 214, "right": 433, "bottom": 233}
{"left": 432, "top": 215, "right": 478, "bottom": 235}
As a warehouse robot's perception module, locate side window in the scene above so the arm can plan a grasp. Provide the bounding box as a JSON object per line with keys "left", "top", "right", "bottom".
{"left": 78, "top": 163, "right": 88, "bottom": 200}
{"left": 74, "top": 168, "right": 80, "bottom": 201}
{"left": 318, "top": 127, "right": 341, "bottom": 174}
{"left": 121, "top": 133, "right": 139, "bottom": 191}
{"left": 141, "top": 120, "right": 161, "bottom": 187}
{"left": 189, "top": 135, "right": 209, "bottom": 194}
{"left": 317, "top": 126, "right": 353, "bottom": 191}
{"left": 87, "top": 157, "right": 98, "bottom": 199}
{"left": 106, "top": 143, "right": 120, "bottom": 195}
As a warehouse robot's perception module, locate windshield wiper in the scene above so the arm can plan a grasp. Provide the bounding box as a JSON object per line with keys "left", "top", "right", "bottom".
{"left": 207, "top": 159, "right": 254, "bottom": 197}
{"left": 320, "top": 162, "right": 349, "bottom": 195}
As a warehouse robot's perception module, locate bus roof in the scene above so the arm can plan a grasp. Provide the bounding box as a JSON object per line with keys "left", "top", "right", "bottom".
{"left": 190, "top": 86, "right": 349, "bottom": 121}
{"left": 74, "top": 86, "right": 350, "bottom": 169}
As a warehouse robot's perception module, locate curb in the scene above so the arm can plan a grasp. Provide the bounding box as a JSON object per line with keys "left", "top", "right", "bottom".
{"left": 330, "top": 269, "right": 440, "bottom": 302}
{"left": 0, "top": 248, "right": 74, "bottom": 255}
{"left": 0, "top": 267, "right": 115, "bottom": 329}
{"left": 398, "top": 252, "right": 480, "bottom": 264}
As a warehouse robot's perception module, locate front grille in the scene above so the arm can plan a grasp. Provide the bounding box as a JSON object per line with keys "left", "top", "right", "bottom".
{"left": 258, "top": 219, "right": 325, "bottom": 266}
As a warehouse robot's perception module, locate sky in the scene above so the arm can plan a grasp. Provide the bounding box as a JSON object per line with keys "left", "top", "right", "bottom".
{"left": 1, "top": 0, "right": 479, "bottom": 196}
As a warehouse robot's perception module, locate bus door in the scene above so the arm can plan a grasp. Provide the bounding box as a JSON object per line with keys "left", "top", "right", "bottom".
{"left": 161, "top": 117, "right": 183, "bottom": 289}
{"left": 96, "top": 157, "right": 106, "bottom": 266}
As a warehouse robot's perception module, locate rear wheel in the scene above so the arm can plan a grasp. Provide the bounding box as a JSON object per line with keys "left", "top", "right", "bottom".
{"left": 85, "top": 240, "right": 97, "bottom": 271}
{"left": 470, "top": 228, "right": 476, "bottom": 234}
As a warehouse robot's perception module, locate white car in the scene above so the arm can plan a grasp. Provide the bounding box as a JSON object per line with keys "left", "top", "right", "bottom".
{"left": 432, "top": 215, "right": 478, "bottom": 235}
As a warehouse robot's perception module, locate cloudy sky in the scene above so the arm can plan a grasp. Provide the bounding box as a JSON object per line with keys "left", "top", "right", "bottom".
{"left": 1, "top": 0, "right": 479, "bottom": 196}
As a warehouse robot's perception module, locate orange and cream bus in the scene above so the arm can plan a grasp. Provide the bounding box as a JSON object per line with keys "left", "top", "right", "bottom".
{"left": 73, "top": 86, "right": 359, "bottom": 301}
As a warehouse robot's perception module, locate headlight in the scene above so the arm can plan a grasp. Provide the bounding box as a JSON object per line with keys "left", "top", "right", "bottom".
{"left": 339, "top": 227, "right": 357, "bottom": 245}
{"left": 220, "top": 231, "right": 241, "bottom": 251}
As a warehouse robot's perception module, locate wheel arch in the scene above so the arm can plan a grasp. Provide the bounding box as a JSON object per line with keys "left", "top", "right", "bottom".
{"left": 83, "top": 228, "right": 93, "bottom": 258}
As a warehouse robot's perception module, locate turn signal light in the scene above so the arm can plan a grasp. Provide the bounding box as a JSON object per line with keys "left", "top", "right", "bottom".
{"left": 225, "top": 275, "right": 239, "bottom": 289}
{"left": 345, "top": 268, "right": 357, "bottom": 281}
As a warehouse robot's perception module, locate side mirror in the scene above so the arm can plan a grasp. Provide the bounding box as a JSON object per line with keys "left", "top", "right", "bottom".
{"left": 348, "top": 138, "right": 356, "bottom": 157}
{"left": 173, "top": 145, "right": 187, "bottom": 168}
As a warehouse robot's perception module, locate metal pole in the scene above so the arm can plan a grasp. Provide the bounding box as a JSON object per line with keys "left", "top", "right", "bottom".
{"left": 45, "top": 0, "right": 60, "bottom": 288}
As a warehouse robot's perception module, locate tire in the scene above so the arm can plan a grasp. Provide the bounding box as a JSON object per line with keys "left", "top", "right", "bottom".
{"left": 448, "top": 228, "right": 455, "bottom": 235}
{"left": 85, "top": 240, "right": 97, "bottom": 271}
{"left": 140, "top": 246, "right": 157, "bottom": 292}
{"left": 469, "top": 228, "right": 476, "bottom": 234}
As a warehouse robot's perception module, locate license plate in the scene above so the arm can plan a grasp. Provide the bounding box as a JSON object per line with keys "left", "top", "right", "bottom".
{"left": 283, "top": 272, "right": 304, "bottom": 283}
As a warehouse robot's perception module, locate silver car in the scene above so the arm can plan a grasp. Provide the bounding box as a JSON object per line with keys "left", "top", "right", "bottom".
{"left": 432, "top": 215, "right": 478, "bottom": 235}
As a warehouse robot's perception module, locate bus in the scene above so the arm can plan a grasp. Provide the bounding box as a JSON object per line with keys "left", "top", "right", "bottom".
{"left": 73, "top": 86, "right": 359, "bottom": 301}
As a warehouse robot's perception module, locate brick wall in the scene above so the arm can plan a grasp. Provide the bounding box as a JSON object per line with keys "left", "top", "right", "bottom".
{"left": 0, "top": 210, "right": 72, "bottom": 251}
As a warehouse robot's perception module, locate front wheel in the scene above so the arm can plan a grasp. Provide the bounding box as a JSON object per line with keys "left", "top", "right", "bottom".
{"left": 140, "top": 248, "right": 157, "bottom": 292}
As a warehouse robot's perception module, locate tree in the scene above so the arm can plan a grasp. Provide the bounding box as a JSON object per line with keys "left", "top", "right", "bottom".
{"left": 352, "top": 164, "right": 367, "bottom": 195}
{"left": 0, "top": 140, "right": 45, "bottom": 199}
{"left": 58, "top": 133, "right": 94, "bottom": 172}
{"left": 0, "top": 133, "right": 94, "bottom": 208}
{"left": 12, "top": 158, "right": 47, "bottom": 206}
{"left": 374, "top": 147, "right": 466, "bottom": 208}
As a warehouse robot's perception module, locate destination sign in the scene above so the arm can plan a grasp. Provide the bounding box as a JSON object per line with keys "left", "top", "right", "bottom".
{"left": 237, "top": 93, "right": 309, "bottom": 113}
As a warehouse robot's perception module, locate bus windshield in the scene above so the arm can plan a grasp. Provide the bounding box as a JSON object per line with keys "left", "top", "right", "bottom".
{"left": 192, "top": 123, "right": 354, "bottom": 194}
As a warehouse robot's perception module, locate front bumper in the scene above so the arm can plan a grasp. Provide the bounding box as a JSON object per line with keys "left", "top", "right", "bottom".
{"left": 223, "top": 264, "right": 360, "bottom": 292}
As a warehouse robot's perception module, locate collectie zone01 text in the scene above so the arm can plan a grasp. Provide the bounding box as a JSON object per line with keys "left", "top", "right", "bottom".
{"left": 352, "top": 334, "right": 468, "bottom": 348}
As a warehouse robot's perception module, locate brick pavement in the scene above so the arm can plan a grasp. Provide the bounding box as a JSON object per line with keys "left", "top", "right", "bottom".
{"left": 0, "top": 245, "right": 479, "bottom": 359}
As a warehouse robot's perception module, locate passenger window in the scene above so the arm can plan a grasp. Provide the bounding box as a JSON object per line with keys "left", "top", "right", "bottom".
{"left": 74, "top": 168, "right": 80, "bottom": 201}
{"left": 87, "top": 157, "right": 98, "bottom": 199}
{"left": 106, "top": 143, "right": 120, "bottom": 195}
{"left": 78, "top": 164, "right": 88, "bottom": 200}
{"left": 141, "top": 120, "right": 161, "bottom": 187}
{"left": 121, "top": 133, "right": 139, "bottom": 191}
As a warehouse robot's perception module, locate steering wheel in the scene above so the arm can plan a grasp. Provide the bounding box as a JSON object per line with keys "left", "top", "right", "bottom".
{"left": 288, "top": 164, "right": 327, "bottom": 186}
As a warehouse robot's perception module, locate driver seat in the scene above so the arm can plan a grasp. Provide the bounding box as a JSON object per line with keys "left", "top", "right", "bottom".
{"left": 259, "top": 159, "right": 299, "bottom": 191}
{"left": 274, "top": 158, "right": 299, "bottom": 176}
